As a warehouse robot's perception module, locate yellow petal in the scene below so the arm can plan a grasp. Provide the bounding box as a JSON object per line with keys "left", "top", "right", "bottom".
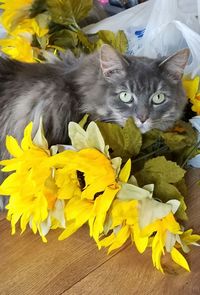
{"left": 58, "top": 221, "right": 80, "bottom": 240}
{"left": 132, "top": 224, "right": 149, "bottom": 253}
{"left": 92, "top": 187, "right": 119, "bottom": 242}
{"left": 182, "top": 77, "right": 199, "bottom": 100}
{"left": 171, "top": 247, "right": 190, "bottom": 272}
{"left": 5, "top": 135, "right": 23, "bottom": 157}
{"left": 119, "top": 159, "right": 131, "bottom": 182}
{"left": 21, "top": 122, "right": 33, "bottom": 150}
{"left": 108, "top": 225, "right": 130, "bottom": 253}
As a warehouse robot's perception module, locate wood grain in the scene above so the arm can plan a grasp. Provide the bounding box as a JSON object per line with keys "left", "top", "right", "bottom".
{"left": 0, "top": 169, "right": 199, "bottom": 295}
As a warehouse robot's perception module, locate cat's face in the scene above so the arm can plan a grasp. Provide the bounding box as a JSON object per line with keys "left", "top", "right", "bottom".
{"left": 89, "top": 45, "right": 189, "bottom": 133}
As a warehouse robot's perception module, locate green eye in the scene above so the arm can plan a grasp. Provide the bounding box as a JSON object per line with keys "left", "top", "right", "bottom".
{"left": 119, "top": 91, "right": 132, "bottom": 103}
{"left": 151, "top": 93, "right": 166, "bottom": 105}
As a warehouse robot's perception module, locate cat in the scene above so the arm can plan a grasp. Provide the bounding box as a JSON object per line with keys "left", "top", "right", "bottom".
{"left": 0, "top": 44, "right": 189, "bottom": 155}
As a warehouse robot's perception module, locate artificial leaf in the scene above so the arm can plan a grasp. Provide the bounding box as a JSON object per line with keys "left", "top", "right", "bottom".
{"left": 30, "top": 0, "right": 47, "bottom": 17}
{"left": 98, "top": 30, "right": 127, "bottom": 54}
{"left": 70, "top": 0, "right": 93, "bottom": 22}
{"left": 47, "top": 0, "right": 75, "bottom": 26}
{"left": 136, "top": 156, "right": 186, "bottom": 185}
{"left": 153, "top": 180, "right": 187, "bottom": 220}
{"left": 162, "top": 121, "right": 197, "bottom": 151}
{"left": 47, "top": 0, "right": 92, "bottom": 26}
{"left": 77, "top": 30, "right": 94, "bottom": 52}
{"left": 97, "top": 118, "right": 142, "bottom": 162}
{"left": 78, "top": 114, "right": 89, "bottom": 128}
{"left": 50, "top": 29, "right": 78, "bottom": 49}
{"left": 98, "top": 30, "right": 116, "bottom": 48}
{"left": 115, "top": 30, "right": 128, "bottom": 53}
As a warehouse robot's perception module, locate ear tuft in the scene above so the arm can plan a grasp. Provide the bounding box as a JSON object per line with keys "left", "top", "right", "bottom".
{"left": 100, "top": 44, "right": 128, "bottom": 81}
{"left": 159, "top": 48, "right": 190, "bottom": 82}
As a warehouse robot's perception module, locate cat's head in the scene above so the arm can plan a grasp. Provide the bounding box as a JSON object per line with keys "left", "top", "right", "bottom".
{"left": 80, "top": 45, "right": 189, "bottom": 133}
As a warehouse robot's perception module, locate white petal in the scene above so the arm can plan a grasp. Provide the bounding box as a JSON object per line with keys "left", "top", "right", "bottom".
{"left": 117, "top": 183, "right": 151, "bottom": 201}
{"left": 33, "top": 117, "right": 48, "bottom": 149}
{"left": 111, "top": 157, "right": 122, "bottom": 176}
{"left": 40, "top": 215, "right": 51, "bottom": 236}
{"left": 167, "top": 199, "right": 180, "bottom": 214}
{"left": 165, "top": 231, "right": 176, "bottom": 252}
{"left": 128, "top": 175, "right": 138, "bottom": 186}
{"left": 86, "top": 122, "right": 106, "bottom": 154}
{"left": 139, "top": 198, "right": 171, "bottom": 229}
{"left": 143, "top": 184, "right": 154, "bottom": 198}
{"left": 52, "top": 200, "right": 66, "bottom": 228}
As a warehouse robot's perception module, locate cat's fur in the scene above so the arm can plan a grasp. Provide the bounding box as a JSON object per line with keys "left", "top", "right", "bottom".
{"left": 0, "top": 45, "right": 189, "bottom": 158}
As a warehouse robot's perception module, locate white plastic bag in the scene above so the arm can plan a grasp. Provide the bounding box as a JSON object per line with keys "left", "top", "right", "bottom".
{"left": 84, "top": 0, "right": 200, "bottom": 77}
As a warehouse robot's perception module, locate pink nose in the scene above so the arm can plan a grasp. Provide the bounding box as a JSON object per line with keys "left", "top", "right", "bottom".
{"left": 137, "top": 114, "right": 147, "bottom": 123}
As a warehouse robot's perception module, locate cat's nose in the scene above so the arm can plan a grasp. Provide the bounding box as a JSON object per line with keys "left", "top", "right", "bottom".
{"left": 137, "top": 114, "right": 147, "bottom": 123}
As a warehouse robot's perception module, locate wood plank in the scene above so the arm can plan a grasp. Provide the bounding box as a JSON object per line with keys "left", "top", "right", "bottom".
{"left": 63, "top": 245, "right": 200, "bottom": 295}
{"left": 0, "top": 219, "right": 127, "bottom": 295}
{"left": 0, "top": 168, "right": 199, "bottom": 295}
{"left": 185, "top": 168, "right": 200, "bottom": 231}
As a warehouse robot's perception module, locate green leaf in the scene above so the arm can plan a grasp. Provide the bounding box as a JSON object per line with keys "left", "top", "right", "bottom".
{"left": 30, "top": 0, "right": 47, "bottom": 17}
{"left": 162, "top": 121, "right": 197, "bottom": 152}
{"left": 136, "top": 156, "right": 186, "bottom": 185}
{"left": 78, "top": 114, "right": 89, "bottom": 128}
{"left": 71, "top": 0, "right": 93, "bottom": 22}
{"left": 47, "top": 0, "right": 92, "bottom": 26}
{"left": 77, "top": 30, "right": 94, "bottom": 52}
{"left": 97, "top": 30, "right": 128, "bottom": 54}
{"left": 142, "top": 129, "right": 163, "bottom": 150}
{"left": 98, "top": 30, "right": 116, "bottom": 47}
{"left": 115, "top": 30, "right": 128, "bottom": 53}
{"left": 153, "top": 181, "right": 187, "bottom": 220}
{"left": 50, "top": 29, "right": 78, "bottom": 48}
{"left": 97, "top": 118, "right": 142, "bottom": 162}
{"left": 47, "top": 0, "right": 75, "bottom": 26}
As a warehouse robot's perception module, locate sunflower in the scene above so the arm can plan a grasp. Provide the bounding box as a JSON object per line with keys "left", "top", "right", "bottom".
{"left": 0, "top": 120, "right": 61, "bottom": 241}
{"left": 0, "top": 0, "right": 34, "bottom": 32}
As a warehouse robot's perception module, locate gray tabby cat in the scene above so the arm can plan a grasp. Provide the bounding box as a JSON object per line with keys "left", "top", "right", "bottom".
{"left": 0, "top": 44, "right": 189, "bottom": 160}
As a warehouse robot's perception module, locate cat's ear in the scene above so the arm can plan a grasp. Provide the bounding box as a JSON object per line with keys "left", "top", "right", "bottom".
{"left": 159, "top": 49, "right": 190, "bottom": 82}
{"left": 100, "top": 44, "right": 129, "bottom": 81}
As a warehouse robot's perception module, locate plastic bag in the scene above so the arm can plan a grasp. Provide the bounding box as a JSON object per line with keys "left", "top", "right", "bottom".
{"left": 84, "top": 0, "right": 200, "bottom": 77}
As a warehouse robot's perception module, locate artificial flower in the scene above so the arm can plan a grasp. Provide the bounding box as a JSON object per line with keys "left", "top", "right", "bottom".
{"left": 182, "top": 76, "right": 200, "bottom": 114}
{"left": 0, "top": 0, "right": 34, "bottom": 32}
{"left": 0, "top": 120, "right": 61, "bottom": 241}
{"left": 0, "top": 35, "right": 35, "bottom": 62}
{"left": 52, "top": 148, "right": 123, "bottom": 242}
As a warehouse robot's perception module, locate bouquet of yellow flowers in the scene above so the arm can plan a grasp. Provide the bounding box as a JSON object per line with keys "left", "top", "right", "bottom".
{"left": 0, "top": 117, "right": 199, "bottom": 273}
{"left": 0, "top": 0, "right": 199, "bottom": 274}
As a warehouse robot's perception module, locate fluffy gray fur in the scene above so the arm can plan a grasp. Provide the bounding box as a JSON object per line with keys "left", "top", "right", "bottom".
{"left": 0, "top": 45, "right": 189, "bottom": 210}
{"left": 0, "top": 45, "right": 189, "bottom": 155}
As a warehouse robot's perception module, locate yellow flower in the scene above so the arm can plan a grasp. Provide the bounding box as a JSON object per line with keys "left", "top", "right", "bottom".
{"left": 182, "top": 76, "right": 200, "bottom": 114}
{"left": 0, "top": 35, "right": 35, "bottom": 62}
{"left": 51, "top": 148, "right": 123, "bottom": 242}
{"left": 0, "top": 0, "right": 48, "bottom": 62}
{"left": 0, "top": 0, "right": 34, "bottom": 32}
{"left": 0, "top": 121, "right": 61, "bottom": 241}
{"left": 11, "top": 18, "right": 48, "bottom": 38}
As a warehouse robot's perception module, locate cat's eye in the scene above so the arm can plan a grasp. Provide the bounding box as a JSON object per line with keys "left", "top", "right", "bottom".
{"left": 151, "top": 93, "right": 166, "bottom": 105}
{"left": 119, "top": 91, "right": 132, "bottom": 103}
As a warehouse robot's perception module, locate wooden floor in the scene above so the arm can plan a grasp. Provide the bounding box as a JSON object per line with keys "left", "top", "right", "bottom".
{"left": 0, "top": 169, "right": 200, "bottom": 295}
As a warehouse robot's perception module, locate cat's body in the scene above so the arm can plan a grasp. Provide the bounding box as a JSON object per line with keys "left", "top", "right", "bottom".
{"left": 0, "top": 45, "right": 189, "bottom": 159}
